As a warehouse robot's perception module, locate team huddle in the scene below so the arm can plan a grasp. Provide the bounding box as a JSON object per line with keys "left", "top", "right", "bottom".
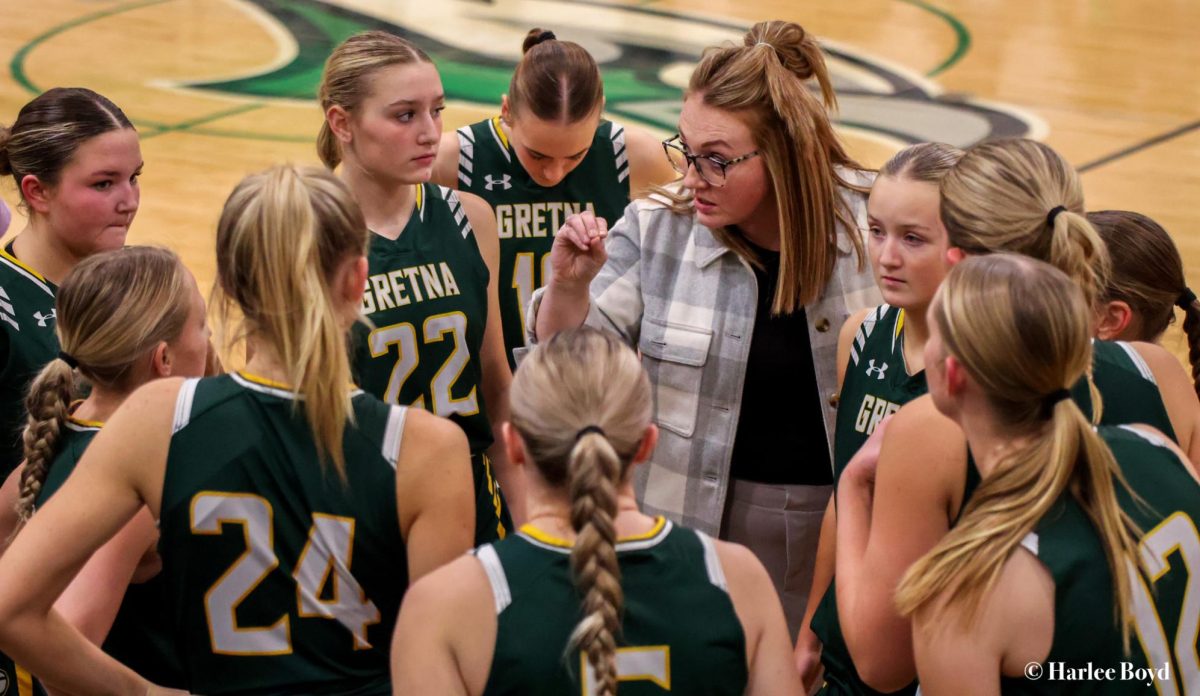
{"left": 0, "top": 16, "right": 1195, "bottom": 696}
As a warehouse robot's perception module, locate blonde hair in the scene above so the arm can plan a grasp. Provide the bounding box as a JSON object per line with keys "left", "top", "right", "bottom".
{"left": 895, "top": 254, "right": 1141, "bottom": 651}
{"left": 509, "top": 328, "right": 653, "bottom": 696}
{"left": 939, "top": 138, "right": 1110, "bottom": 310}
{"left": 317, "top": 31, "right": 432, "bottom": 169}
{"left": 508, "top": 28, "right": 603, "bottom": 123}
{"left": 878, "top": 142, "right": 963, "bottom": 183}
{"left": 15, "top": 246, "right": 192, "bottom": 534}
{"left": 663, "top": 20, "right": 868, "bottom": 314}
{"left": 213, "top": 165, "right": 368, "bottom": 478}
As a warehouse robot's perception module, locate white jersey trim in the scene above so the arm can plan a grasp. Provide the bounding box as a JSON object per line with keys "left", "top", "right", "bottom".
{"left": 1114, "top": 341, "right": 1156, "bottom": 384}
{"left": 383, "top": 405, "right": 407, "bottom": 469}
{"left": 0, "top": 255, "right": 54, "bottom": 297}
{"left": 1019, "top": 531, "right": 1040, "bottom": 556}
{"left": 173, "top": 378, "right": 201, "bottom": 434}
{"left": 474, "top": 544, "right": 512, "bottom": 614}
{"left": 695, "top": 530, "right": 729, "bottom": 593}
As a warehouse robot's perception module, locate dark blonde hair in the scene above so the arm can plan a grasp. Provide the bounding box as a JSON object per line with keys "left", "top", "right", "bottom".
{"left": 879, "top": 142, "right": 963, "bottom": 183}
{"left": 940, "top": 139, "right": 1110, "bottom": 310}
{"left": 213, "top": 165, "right": 368, "bottom": 478}
{"left": 0, "top": 88, "right": 133, "bottom": 208}
{"left": 509, "top": 328, "right": 652, "bottom": 696}
{"left": 896, "top": 255, "right": 1141, "bottom": 650}
{"left": 669, "top": 20, "right": 868, "bottom": 315}
{"left": 15, "top": 246, "right": 191, "bottom": 533}
{"left": 508, "top": 28, "right": 603, "bottom": 124}
{"left": 317, "top": 31, "right": 432, "bottom": 169}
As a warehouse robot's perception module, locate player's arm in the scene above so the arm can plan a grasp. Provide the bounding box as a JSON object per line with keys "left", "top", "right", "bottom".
{"left": 718, "top": 539, "right": 804, "bottom": 696}
{"left": 461, "top": 192, "right": 522, "bottom": 523}
{"left": 391, "top": 554, "right": 495, "bottom": 696}
{"left": 395, "top": 408, "right": 475, "bottom": 581}
{"left": 431, "top": 131, "right": 463, "bottom": 189}
{"left": 835, "top": 396, "right": 965, "bottom": 692}
{"left": 0, "top": 378, "right": 180, "bottom": 694}
{"left": 1131, "top": 341, "right": 1200, "bottom": 470}
{"left": 0, "top": 464, "right": 21, "bottom": 549}
{"left": 910, "top": 548, "right": 1053, "bottom": 696}
{"left": 793, "top": 307, "right": 878, "bottom": 685}
{"left": 624, "top": 125, "right": 676, "bottom": 198}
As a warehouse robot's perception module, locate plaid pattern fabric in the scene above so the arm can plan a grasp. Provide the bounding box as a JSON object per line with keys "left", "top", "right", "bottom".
{"left": 525, "top": 172, "right": 879, "bottom": 534}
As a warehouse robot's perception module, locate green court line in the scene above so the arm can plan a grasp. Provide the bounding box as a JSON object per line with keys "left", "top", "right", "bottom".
{"left": 898, "top": 0, "right": 972, "bottom": 77}
{"left": 139, "top": 102, "right": 267, "bottom": 139}
{"left": 10, "top": 0, "right": 176, "bottom": 130}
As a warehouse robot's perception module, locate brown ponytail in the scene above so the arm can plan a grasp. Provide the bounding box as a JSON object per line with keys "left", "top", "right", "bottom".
{"left": 508, "top": 28, "right": 603, "bottom": 124}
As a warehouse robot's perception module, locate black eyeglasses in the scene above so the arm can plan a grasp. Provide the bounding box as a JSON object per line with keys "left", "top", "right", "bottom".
{"left": 662, "top": 134, "right": 760, "bottom": 187}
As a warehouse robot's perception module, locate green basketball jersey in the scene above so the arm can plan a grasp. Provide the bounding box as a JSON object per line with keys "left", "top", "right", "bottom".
{"left": 157, "top": 373, "right": 408, "bottom": 695}
{"left": 1000, "top": 425, "right": 1200, "bottom": 695}
{"left": 815, "top": 304, "right": 923, "bottom": 696}
{"left": 351, "top": 182, "right": 493, "bottom": 454}
{"left": 1072, "top": 339, "right": 1177, "bottom": 442}
{"left": 0, "top": 659, "right": 43, "bottom": 696}
{"left": 0, "top": 243, "right": 59, "bottom": 477}
{"left": 833, "top": 305, "right": 927, "bottom": 480}
{"left": 479, "top": 519, "right": 748, "bottom": 696}
{"left": 456, "top": 117, "right": 632, "bottom": 368}
{"left": 34, "top": 418, "right": 184, "bottom": 689}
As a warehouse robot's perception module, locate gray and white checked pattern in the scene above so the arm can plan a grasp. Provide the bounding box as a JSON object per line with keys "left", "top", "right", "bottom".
{"left": 525, "top": 172, "right": 879, "bottom": 535}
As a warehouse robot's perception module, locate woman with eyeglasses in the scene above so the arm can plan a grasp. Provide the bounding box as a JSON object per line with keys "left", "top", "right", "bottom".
{"left": 526, "top": 20, "right": 878, "bottom": 637}
{"left": 431, "top": 28, "right": 675, "bottom": 373}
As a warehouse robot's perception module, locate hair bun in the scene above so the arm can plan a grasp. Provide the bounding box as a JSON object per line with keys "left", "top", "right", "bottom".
{"left": 522, "top": 28, "right": 557, "bottom": 54}
{"left": 744, "top": 20, "right": 816, "bottom": 81}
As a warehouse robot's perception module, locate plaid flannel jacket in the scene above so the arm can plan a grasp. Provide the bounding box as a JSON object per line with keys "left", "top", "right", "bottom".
{"left": 525, "top": 173, "right": 879, "bottom": 534}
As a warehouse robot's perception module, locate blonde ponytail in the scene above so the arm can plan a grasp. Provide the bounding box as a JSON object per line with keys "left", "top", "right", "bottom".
{"left": 13, "top": 359, "right": 73, "bottom": 536}
{"left": 214, "top": 166, "right": 368, "bottom": 478}
{"left": 895, "top": 255, "right": 1141, "bottom": 649}
{"left": 566, "top": 430, "right": 623, "bottom": 696}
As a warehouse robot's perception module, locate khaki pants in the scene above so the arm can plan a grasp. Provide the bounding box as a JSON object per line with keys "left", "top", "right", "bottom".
{"left": 720, "top": 478, "right": 832, "bottom": 638}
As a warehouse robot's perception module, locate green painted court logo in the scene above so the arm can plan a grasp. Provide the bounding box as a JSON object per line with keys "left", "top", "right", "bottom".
{"left": 175, "top": 0, "right": 1039, "bottom": 147}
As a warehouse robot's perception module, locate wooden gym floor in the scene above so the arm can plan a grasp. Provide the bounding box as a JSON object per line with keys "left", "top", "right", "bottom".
{"left": 1, "top": 0, "right": 1197, "bottom": 358}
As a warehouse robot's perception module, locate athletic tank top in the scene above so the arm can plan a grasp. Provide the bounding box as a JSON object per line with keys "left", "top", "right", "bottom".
{"left": 999, "top": 425, "right": 1200, "bottom": 694}
{"left": 0, "top": 242, "right": 59, "bottom": 476}
{"left": 455, "top": 117, "right": 632, "bottom": 368}
{"left": 157, "top": 373, "right": 408, "bottom": 695}
{"left": 351, "top": 182, "right": 493, "bottom": 454}
{"left": 478, "top": 519, "right": 748, "bottom": 695}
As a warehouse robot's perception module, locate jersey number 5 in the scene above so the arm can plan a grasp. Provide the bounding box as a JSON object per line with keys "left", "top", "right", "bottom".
{"left": 190, "top": 492, "right": 381, "bottom": 655}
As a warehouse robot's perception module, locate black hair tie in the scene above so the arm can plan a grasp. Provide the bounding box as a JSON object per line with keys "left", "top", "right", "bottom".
{"left": 1177, "top": 287, "right": 1198, "bottom": 309}
{"left": 1046, "top": 205, "right": 1068, "bottom": 228}
{"left": 57, "top": 351, "right": 79, "bottom": 369}
{"left": 1041, "top": 388, "right": 1071, "bottom": 419}
{"left": 574, "top": 425, "right": 605, "bottom": 442}
{"left": 537, "top": 30, "right": 556, "bottom": 44}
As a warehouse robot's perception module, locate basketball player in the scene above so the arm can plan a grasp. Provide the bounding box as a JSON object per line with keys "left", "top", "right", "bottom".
{"left": 796, "top": 142, "right": 963, "bottom": 695}
{"left": 0, "top": 247, "right": 208, "bottom": 690}
{"left": 833, "top": 139, "right": 1200, "bottom": 694}
{"left": 0, "top": 165, "right": 475, "bottom": 695}
{"left": 1090, "top": 209, "right": 1200, "bottom": 397}
{"left": 0, "top": 88, "right": 141, "bottom": 477}
{"left": 391, "top": 328, "right": 802, "bottom": 696}
{"left": 896, "top": 254, "right": 1200, "bottom": 695}
{"left": 319, "top": 31, "right": 516, "bottom": 536}
{"left": 431, "top": 28, "right": 675, "bottom": 369}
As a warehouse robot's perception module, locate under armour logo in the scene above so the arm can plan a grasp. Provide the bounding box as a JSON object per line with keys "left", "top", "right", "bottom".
{"left": 484, "top": 174, "right": 512, "bottom": 191}
{"left": 865, "top": 359, "right": 888, "bottom": 380}
{"left": 33, "top": 309, "right": 56, "bottom": 327}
